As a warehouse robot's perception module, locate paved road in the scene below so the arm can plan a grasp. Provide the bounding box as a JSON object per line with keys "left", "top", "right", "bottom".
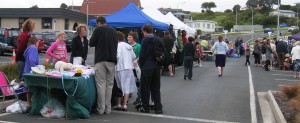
{"left": 0, "top": 54, "right": 294, "bottom": 123}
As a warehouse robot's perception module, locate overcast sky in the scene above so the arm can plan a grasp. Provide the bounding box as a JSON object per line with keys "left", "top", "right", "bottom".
{"left": 0, "top": 0, "right": 298, "bottom": 12}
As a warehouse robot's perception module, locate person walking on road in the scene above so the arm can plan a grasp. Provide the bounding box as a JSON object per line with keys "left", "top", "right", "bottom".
{"left": 291, "top": 41, "right": 300, "bottom": 78}
{"left": 138, "top": 24, "right": 163, "bottom": 114}
{"left": 89, "top": 16, "right": 118, "bottom": 115}
{"left": 70, "top": 24, "right": 88, "bottom": 65}
{"left": 182, "top": 36, "right": 195, "bottom": 80}
{"left": 16, "top": 19, "right": 35, "bottom": 81}
{"left": 245, "top": 47, "right": 251, "bottom": 66}
{"left": 212, "top": 36, "right": 229, "bottom": 77}
{"left": 264, "top": 39, "right": 273, "bottom": 71}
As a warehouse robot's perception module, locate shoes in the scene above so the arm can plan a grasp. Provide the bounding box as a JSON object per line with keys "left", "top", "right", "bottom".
{"left": 122, "top": 105, "right": 127, "bottom": 111}
{"left": 170, "top": 74, "right": 175, "bottom": 77}
{"left": 149, "top": 105, "right": 156, "bottom": 110}
{"left": 155, "top": 109, "right": 163, "bottom": 114}
{"left": 113, "top": 105, "right": 122, "bottom": 111}
{"left": 137, "top": 107, "right": 150, "bottom": 113}
{"left": 184, "top": 75, "right": 187, "bottom": 80}
{"left": 188, "top": 77, "right": 192, "bottom": 80}
{"left": 133, "top": 100, "right": 141, "bottom": 105}
{"left": 199, "top": 64, "right": 202, "bottom": 67}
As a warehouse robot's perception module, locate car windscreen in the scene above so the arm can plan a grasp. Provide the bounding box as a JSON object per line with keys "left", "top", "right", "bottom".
{"left": 43, "top": 34, "right": 56, "bottom": 40}
{"left": 8, "top": 30, "right": 20, "bottom": 37}
{"left": 32, "top": 34, "right": 43, "bottom": 39}
{"left": 65, "top": 32, "right": 76, "bottom": 40}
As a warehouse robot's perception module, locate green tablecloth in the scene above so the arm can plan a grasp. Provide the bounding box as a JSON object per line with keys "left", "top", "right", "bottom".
{"left": 23, "top": 74, "right": 96, "bottom": 119}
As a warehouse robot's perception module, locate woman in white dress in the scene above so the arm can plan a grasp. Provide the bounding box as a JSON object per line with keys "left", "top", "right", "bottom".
{"left": 114, "top": 31, "right": 137, "bottom": 111}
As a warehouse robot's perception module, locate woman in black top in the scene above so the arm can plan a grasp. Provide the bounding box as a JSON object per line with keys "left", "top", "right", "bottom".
{"left": 163, "top": 31, "right": 174, "bottom": 77}
{"left": 182, "top": 36, "right": 195, "bottom": 80}
{"left": 70, "top": 24, "right": 89, "bottom": 65}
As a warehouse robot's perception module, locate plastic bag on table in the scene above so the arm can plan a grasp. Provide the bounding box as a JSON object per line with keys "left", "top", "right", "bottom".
{"left": 6, "top": 101, "right": 29, "bottom": 113}
{"left": 40, "top": 99, "right": 65, "bottom": 118}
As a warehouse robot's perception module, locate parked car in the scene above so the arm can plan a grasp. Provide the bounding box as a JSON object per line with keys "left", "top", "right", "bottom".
{"left": 0, "top": 42, "right": 4, "bottom": 55}
{"left": 30, "top": 32, "right": 45, "bottom": 52}
{"left": 288, "top": 26, "right": 299, "bottom": 32}
{"left": 63, "top": 30, "right": 77, "bottom": 51}
{"left": 0, "top": 28, "right": 21, "bottom": 53}
{"left": 41, "top": 31, "right": 57, "bottom": 50}
{"left": 264, "top": 28, "right": 274, "bottom": 33}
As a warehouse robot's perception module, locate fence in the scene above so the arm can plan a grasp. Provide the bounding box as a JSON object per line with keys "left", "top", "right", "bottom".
{"left": 233, "top": 25, "right": 263, "bottom": 32}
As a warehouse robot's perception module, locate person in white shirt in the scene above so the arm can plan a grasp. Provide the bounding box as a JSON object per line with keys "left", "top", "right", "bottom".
{"left": 211, "top": 36, "right": 229, "bottom": 77}
{"left": 114, "top": 31, "right": 137, "bottom": 111}
{"left": 291, "top": 41, "right": 300, "bottom": 78}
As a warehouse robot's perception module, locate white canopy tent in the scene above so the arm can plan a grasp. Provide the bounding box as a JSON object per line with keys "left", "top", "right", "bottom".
{"left": 165, "top": 12, "right": 196, "bottom": 36}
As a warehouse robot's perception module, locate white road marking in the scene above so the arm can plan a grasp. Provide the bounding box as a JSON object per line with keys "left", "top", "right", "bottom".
{"left": 248, "top": 66, "right": 257, "bottom": 123}
{"left": 275, "top": 79, "right": 300, "bottom": 82}
{"left": 271, "top": 70, "right": 293, "bottom": 73}
{"left": 272, "top": 74, "right": 294, "bottom": 77}
{"left": 0, "top": 113, "right": 10, "bottom": 117}
{"left": 175, "top": 66, "right": 183, "bottom": 70}
{"left": 112, "top": 111, "right": 239, "bottom": 123}
{"left": 0, "top": 121, "right": 18, "bottom": 123}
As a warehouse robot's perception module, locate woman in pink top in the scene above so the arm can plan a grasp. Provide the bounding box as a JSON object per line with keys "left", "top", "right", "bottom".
{"left": 46, "top": 32, "right": 68, "bottom": 64}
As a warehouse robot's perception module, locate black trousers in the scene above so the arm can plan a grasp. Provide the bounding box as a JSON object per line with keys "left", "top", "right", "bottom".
{"left": 245, "top": 56, "right": 250, "bottom": 65}
{"left": 141, "top": 68, "right": 162, "bottom": 110}
{"left": 265, "top": 60, "right": 270, "bottom": 71}
{"left": 254, "top": 54, "right": 260, "bottom": 64}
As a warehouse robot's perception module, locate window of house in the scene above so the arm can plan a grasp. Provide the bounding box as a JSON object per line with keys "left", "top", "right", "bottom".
{"left": 65, "top": 19, "right": 69, "bottom": 30}
{"left": 19, "top": 18, "right": 28, "bottom": 29}
{"left": 203, "top": 23, "right": 205, "bottom": 28}
{"left": 42, "top": 18, "right": 52, "bottom": 29}
{"left": 207, "top": 24, "right": 210, "bottom": 29}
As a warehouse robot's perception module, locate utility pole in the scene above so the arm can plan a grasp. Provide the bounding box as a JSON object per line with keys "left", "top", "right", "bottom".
{"left": 236, "top": 7, "right": 238, "bottom": 32}
{"left": 252, "top": 7, "right": 254, "bottom": 41}
{"left": 277, "top": 0, "right": 280, "bottom": 40}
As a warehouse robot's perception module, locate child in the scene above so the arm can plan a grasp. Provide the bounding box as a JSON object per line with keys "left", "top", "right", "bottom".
{"left": 23, "top": 36, "right": 40, "bottom": 111}
{"left": 195, "top": 42, "right": 202, "bottom": 67}
{"left": 245, "top": 48, "right": 251, "bottom": 66}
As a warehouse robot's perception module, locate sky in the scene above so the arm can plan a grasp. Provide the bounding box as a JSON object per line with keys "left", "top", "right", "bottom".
{"left": 0, "top": 0, "right": 298, "bottom": 12}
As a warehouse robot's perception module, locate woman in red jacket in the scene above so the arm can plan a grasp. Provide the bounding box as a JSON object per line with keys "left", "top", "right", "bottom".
{"left": 16, "top": 19, "right": 35, "bottom": 81}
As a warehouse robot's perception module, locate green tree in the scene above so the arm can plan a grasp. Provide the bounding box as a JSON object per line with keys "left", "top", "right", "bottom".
{"left": 247, "top": 0, "right": 280, "bottom": 9}
{"left": 232, "top": 5, "right": 241, "bottom": 14}
{"left": 60, "top": 3, "right": 68, "bottom": 9}
{"left": 224, "top": 9, "right": 232, "bottom": 13}
{"left": 30, "top": 5, "right": 39, "bottom": 8}
{"left": 280, "top": 5, "right": 292, "bottom": 10}
{"left": 201, "top": 2, "right": 216, "bottom": 11}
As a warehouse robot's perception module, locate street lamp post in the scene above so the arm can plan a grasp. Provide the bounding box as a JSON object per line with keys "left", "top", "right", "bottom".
{"left": 86, "top": 0, "right": 89, "bottom": 36}
{"left": 236, "top": 7, "right": 238, "bottom": 32}
{"left": 277, "top": 0, "right": 280, "bottom": 40}
{"left": 251, "top": 7, "right": 254, "bottom": 41}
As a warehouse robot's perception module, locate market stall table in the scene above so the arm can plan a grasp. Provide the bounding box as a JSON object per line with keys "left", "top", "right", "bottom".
{"left": 23, "top": 74, "right": 96, "bottom": 119}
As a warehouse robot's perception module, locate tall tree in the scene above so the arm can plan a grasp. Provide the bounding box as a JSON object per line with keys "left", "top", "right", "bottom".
{"left": 224, "top": 9, "right": 232, "bottom": 13}
{"left": 60, "top": 3, "right": 68, "bottom": 9}
{"left": 201, "top": 2, "right": 216, "bottom": 11}
{"left": 246, "top": 0, "right": 280, "bottom": 9}
{"left": 280, "top": 5, "right": 292, "bottom": 10}
{"left": 232, "top": 5, "right": 241, "bottom": 14}
{"left": 30, "top": 5, "right": 39, "bottom": 8}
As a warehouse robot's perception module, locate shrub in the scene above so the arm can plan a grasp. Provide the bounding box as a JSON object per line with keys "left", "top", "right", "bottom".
{"left": 279, "top": 84, "right": 300, "bottom": 99}
{"left": 0, "top": 63, "right": 19, "bottom": 82}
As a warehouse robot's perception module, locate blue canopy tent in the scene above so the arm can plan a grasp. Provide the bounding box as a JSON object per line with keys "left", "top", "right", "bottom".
{"left": 88, "top": 2, "right": 168, "bottom": 30}
{"left": 288, "top": 32, "right": 300, "bottom": 41}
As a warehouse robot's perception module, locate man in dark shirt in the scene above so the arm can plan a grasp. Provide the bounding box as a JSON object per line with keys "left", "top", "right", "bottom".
{"left": 276, "top": 39, "right": 288, "bottom": 69}
{"left": 89, "top": 16, "right": 118, "bottom": 115}
{"left": 182, "top": 36, "right": 195, "bottom": 80}
{"left": 138, "top": 24, "right": 163, "bottom": 114}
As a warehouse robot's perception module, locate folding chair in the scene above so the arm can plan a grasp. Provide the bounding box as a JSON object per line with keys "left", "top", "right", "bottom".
{"left": 0, "top": 71, "right": 28, "bottom": 113}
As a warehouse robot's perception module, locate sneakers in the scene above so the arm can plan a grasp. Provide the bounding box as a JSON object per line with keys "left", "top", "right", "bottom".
{"left": 137, "top": 107, "right": 150, "bottom": 113}
{"left": 155, "top": 109, "right": 163, "bottom": 114}
{"left": 133, "top": 100, "right": 141, "bottom": 105}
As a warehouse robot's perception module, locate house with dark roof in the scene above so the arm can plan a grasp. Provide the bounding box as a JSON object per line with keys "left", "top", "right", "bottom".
{"left": 80, "top": 0, "right": 141, "bottom": 16}
{"left": 0, "top": 8, "right": 93, "bottom": 32}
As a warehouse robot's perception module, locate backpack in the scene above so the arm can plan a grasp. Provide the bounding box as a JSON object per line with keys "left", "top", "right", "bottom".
{"left": 153, "top": 36, "right": 172, "bottom": 67}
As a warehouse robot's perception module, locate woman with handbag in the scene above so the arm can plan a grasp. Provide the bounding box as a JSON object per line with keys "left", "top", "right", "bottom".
{"left": 211, "top": 36, "right": 229, "bottom": 77}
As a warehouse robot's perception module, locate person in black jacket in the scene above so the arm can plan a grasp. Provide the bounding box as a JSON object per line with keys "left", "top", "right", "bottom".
{"left": 182, "top": 36, "right": 195, "bottom": 80}
{"left": 89, "top": 16, "right": 118, "bottom": 115}
{"left": 163, "top": 31, "right": 174, "bottom": 77}
{"left": 138, "top": 24, "right": 163, "bottom": 114}
{"left": 70, "top": 24, "right": 88, "bottom": 65}
{"left": 276, "top": 39, "right": 288, "bottom": 69}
